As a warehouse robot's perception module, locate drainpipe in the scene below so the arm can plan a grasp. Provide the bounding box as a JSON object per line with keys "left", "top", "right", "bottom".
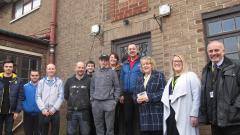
{"left": 49, "top": 0, "right": 58, "bottom": 64}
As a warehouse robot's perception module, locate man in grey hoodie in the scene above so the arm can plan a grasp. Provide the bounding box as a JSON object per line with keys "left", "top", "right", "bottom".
{"left": 90, "top": 54, "right": 121, "bottom": 135}
{"left": 36, "top": 64, "right": 64, "bottom": 135}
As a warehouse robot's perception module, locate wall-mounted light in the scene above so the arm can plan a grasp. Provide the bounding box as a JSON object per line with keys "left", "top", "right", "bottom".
{"left": 159, "top": 4, "right": 171, "bottom": 17}
{"left": 91, "top": 24, "right": 100, "bottom": 36}
{"left": 154, "top": 4, "right": 171, "bottom": 32}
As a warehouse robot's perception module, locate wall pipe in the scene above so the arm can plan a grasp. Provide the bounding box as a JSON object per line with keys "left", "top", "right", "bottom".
{"left": 49, "top": 0, "right": 58, "bottom": 64}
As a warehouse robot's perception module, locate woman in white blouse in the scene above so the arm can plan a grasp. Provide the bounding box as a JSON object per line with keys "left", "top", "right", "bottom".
{"left": 161, "top": 55, "right": 201, "bottom": 135}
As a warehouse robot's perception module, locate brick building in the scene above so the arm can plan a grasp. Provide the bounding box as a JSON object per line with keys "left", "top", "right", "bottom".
{"left": 56, "top": 0, "right": 240, "bottom": 79}
{"left": 0, "top": 0, "right": 52, "bottom": 76}
{"left": 1, "top": 0, "right": 240, "bottom": 135}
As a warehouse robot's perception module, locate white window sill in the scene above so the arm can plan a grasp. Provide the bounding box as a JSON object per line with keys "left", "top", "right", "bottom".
{"left": 10, "top": 6, "right": 40, "bottom": 24}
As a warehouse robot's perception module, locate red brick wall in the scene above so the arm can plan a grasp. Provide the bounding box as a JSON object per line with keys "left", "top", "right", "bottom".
{"left": 111, "top": 0, "right": 148, "bottom": 21}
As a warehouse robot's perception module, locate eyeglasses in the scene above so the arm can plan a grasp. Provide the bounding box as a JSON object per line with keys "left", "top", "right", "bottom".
{"left": 173, "top": 60, "right": 182, "bottom": 63}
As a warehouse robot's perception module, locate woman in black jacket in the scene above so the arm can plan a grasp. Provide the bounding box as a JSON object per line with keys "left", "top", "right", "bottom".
{"left": 109, "top": 52, "right": 123, "bottom": 135}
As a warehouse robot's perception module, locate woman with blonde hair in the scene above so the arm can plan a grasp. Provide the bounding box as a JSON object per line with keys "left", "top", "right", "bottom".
{"left": 161, "top": 55, "right": 201, "bottom": 135}
{"left": 133, "top": 56, "right": 165, "bottom": 135}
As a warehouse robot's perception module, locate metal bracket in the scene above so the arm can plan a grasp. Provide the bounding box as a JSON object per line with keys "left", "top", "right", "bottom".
{"left": 153, "top": 14, "right": 163, "bottom": 32}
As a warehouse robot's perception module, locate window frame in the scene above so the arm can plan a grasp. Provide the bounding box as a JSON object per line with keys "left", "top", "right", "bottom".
{"left": 202, "top": 4, "right": 240, "bottom": 60}
{"left": 0, "top": 50, "right": 41, "bottom": 84}
{"left": 11, "top": 0, "right": 41, "bottom": 21}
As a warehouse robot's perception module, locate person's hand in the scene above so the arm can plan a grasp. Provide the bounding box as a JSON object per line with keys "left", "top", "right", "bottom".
{"left": 119, "top": 96, "right": 124, "bottom": 104}
{"left": 42, "top": 110, "right": 49, "bottom": 116}
{"left": 190, "top": 116, "right": 199, "bottom": 127}
{"left": 13, "top": 113, "right": 19, "bottom": 120}
{"left": 49, "top": 111, "right": 55, "bottom": 115}
{"left": 49, "top": 107, "right": 56, "bottom": 115}
{"left": 137, "top": 97, "right": 145, "bottom": 104}
{"left": 144, "top": 95, "right": 149, "bottom": 102}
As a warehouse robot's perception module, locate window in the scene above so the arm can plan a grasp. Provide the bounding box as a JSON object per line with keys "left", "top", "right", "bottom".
{"left": 203, "top": 5, "right": 240, "bottom": 60}
{"left": 13, "top": 0, "right": 41, "bottom": 19}
{"left": 0, "top": 50, "right": 41, "bottom": 84}
{"left": 112, "top": 32, "right": 151, "bottom": 62}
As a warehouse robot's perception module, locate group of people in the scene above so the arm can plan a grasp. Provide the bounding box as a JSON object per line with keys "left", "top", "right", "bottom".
{"left": 0, "top": 40, "right": 239, "bottom": 135}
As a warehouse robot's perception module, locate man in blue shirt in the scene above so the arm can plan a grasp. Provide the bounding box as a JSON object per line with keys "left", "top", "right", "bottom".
{"left": 120, "top": 44, "right": 142, "bottom": 135}
{"left": 22, "top": 70, "right": 40, "bottom": 135}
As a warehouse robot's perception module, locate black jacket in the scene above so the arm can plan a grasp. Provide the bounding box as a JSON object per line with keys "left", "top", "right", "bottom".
{"left": 200, "top": 57, "right": 240, "bottom": 127}
{"left": 64, "top": 74, "right": 91, "bottom": 111}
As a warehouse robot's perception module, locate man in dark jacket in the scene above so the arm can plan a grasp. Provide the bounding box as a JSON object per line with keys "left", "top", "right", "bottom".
{"left": 200, "top": 41, "right": 240, "bottom": 135}
{"left": 120, "top": 43, "right": 142, "bottom": 135}
{"left": 0, "top": 59, "right": 23, "bottom": 135}
{"left": 64, "top": 61, "right": 91, "bottom": 135}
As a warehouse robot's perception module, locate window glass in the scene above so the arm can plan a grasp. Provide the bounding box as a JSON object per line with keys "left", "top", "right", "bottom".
{"left": 30, "top": 59, "right": 38, "bottom": 70}
{"left": 13, "top": 0, "right": 41, "bottom": 19}
{"left": 15, "top": 1, "right": 23, "bottom": 18}
{"left": 236, "top": 16, "right": 240, "bottom": 30}
{"left": 223, "top": 36, "right": 238, "bottom": 53}
{"left": 23, "top": 2, "right": 32, "bottom": 14}
{"left": 225, "top": 53, "right": 239, "bottom": 60}
{"left": 33, "top": 0, "right": 41, "bottom": 9}
{"left": 0, "top": 51, "right": 41, "bottom": 83}
{"left": 22, "top": 57, "right": 30, "bottom": 68}
{"left": 222, "top": 18, "right": 235, "bottom": 32}
{"left": 208, "top": 21, "right": 222, "bottom": 35}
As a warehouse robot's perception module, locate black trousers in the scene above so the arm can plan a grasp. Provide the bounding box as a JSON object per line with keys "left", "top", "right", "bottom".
{"left": 39, "top": 111, "right": 60, "bottom": 135}
{"left": 24, "top": 112, "right": 40, "bottom": 135}
{"left": 123, "top": 93, "right": 140, "bottom": 135}
{"left": 166, "top": 106, "right": 179, "bottom": 135}
{"left": 141, "top": 130, "right": 163, "bottom": 135}
{"left": 211, "top": 125, "right": 240, "bottom": 135}
{"left": 114, "top": 102, "right": 124, "bottom": 135}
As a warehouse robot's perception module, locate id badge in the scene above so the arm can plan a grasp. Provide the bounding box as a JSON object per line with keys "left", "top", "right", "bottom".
{"left": 210, "top": 91, "right": 214, "bottom": 98}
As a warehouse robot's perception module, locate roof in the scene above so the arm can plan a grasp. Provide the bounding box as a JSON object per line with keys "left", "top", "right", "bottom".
{"left": 0, "top": 29, "right": 49, "bottom": 45}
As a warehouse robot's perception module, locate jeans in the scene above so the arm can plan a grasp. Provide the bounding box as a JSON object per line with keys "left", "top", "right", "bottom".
{"left": 39, "top": 111, "right": 60, "bottom": 135}
{"left": 67, "top": 110, "right": 91, "bottom": 135}
{"left": 0, "top": 114, "right": 13, "bottom": 135}
{"left": 24, "top": 112, "right": 40, "bottom": 135}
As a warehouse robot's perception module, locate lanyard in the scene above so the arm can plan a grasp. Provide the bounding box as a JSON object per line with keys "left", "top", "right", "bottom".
{"left": 171, "top": 76, "right": 179, "bottom": 91}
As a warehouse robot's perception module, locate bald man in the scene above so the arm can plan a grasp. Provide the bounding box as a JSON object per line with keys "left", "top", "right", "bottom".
{"left": 36, "top": 64, "right": 64, "bottom": 135}
{"left": 64, "top": 62, "right": 91, "bottom": 135}
{"left": 200, "top": 41, "right": 240, "bottom": 135}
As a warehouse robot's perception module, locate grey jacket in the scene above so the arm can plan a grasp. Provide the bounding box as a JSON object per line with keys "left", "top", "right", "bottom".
{"left": 90, "top": 68, "right": 121, "bottom": 102}
{"left": 36, "top": 76, "right": 64, "bottom": 113}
